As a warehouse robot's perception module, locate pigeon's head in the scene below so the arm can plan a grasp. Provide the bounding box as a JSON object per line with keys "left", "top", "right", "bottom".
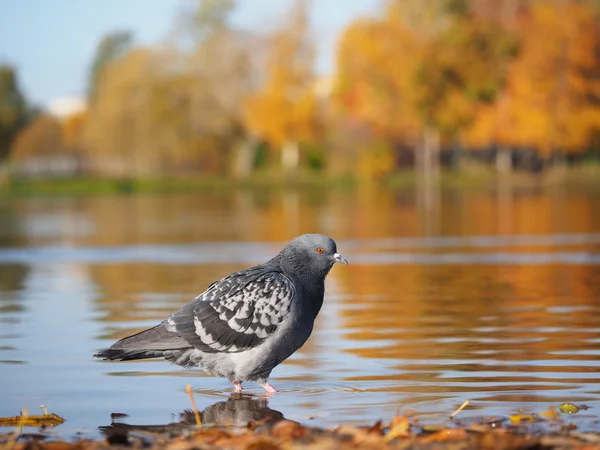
{"left": 277, "top": 234, "right": 348, "bottom": 279}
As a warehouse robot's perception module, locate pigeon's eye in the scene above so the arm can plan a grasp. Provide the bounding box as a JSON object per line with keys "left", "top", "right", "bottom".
{"left": 316, "top": 247, "right": 324, "bottom": 254}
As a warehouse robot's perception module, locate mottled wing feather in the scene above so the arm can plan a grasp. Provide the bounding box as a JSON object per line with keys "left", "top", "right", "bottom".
{"left": 166, "top": 268, "right": 295, "bottom": 353}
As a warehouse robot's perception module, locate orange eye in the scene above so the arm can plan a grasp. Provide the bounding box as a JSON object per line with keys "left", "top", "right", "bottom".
{"left": 316, "top": 247, "right": 324, "bottom": 254}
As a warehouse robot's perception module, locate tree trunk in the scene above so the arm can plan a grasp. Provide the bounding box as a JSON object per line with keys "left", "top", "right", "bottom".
{"left": 553, "top": 149, "right": 567, "bottom": 175}
{"left": 496, "top": 147, "right": 512, "bottom": 174}
{"left": 281, "top": 140, "right": 299, "bottom": 171}
{"left": 451, "top": 140, "right": 461, "bottom": 171}
{"left": 416, "top": 127, "right": 441, "bottom": 237}
{"left": 418, "top": 127, "right": 440, "bottom": 185}
{"left": 0, "top": 161, "right": 8, "bottom": 186}
{"left": 231, "top": 138, "right": 257, "bottom": 180}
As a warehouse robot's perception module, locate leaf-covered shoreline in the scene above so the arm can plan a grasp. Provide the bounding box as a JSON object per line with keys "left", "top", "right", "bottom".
{"left": 3, "top": 400, "right": 600, "bottom": 450}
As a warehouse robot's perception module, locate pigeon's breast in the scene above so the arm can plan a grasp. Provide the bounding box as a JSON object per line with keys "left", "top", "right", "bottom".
{"left": 227, "top": 303, "right": 315, "bottom": 381}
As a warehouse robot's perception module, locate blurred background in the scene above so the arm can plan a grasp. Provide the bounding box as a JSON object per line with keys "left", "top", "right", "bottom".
{"left": 1, "top": 0, "right": 600, "bottom": 183}
{"left": 1, "top": 0, "right": 600, "bottom": 438}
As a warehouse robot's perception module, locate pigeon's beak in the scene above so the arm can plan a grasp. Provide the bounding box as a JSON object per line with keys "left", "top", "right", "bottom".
{"left": 333, "top": 253, "right": 348, "bottom": 265}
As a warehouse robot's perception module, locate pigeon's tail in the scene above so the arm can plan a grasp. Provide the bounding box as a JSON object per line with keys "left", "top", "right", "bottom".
{"left": 94, "top": 347, "right": 167, "bottom": 361}
{"left": 94, "top": 321, "right": 192, "bottom": 362}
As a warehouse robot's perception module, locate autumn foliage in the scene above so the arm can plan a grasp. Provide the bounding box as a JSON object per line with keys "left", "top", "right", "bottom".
{"left": 466, "top": 1, "right": 600, "bottom": 158}
{"left": 3, "top": 0, "right": 600, "bottom": 180}
{"left": 243, "top": 0, "right": 320, "bottom": 171}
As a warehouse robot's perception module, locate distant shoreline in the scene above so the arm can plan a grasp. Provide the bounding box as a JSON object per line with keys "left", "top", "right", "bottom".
{"left": 0, "top": 165, "right": 599, "bottom": 197}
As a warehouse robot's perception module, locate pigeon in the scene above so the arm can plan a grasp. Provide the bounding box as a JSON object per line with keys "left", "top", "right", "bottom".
{"left": 94, "top": 234, "right": 348, "bottom": 393}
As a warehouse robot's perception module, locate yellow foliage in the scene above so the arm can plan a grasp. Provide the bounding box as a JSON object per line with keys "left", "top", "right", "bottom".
{"left": 333, "top": 18, "right": 422, "bottom": 140}
{"left": 16, "top": 0, "right": 600, "bottom": 179}
{"left": 243, "top": 0, "right": 319, "bottom": 152}
{"left": 465, "top": 2, "right": 600, "bottom": 155}
{"left": 62, "top": 110, "right": 88, "bottom": 152}
{"left": 357, "top": 140, "right": 396, "bottom": 181}
{"left": 334, "top": 0, "right": 516, "bottom": 169}
{"left": 10, "top": 115, "right": 63, "bottom": 161}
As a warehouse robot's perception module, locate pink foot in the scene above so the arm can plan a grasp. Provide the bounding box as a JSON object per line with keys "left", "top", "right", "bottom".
{"left": 232, "top": 380, "right": 243, "bottom": 393}
{"left": 260, "top": 382, "right": 278, "bottom": 393}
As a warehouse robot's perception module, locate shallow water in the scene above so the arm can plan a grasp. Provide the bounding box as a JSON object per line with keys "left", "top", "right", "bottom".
{"left": 1, "top": 185, "right": 600, "bottom": 438}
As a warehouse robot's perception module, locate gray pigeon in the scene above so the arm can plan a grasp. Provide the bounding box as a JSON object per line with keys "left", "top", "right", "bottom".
{"left": 94, "top": 234, "right": 348, "bottom": 393}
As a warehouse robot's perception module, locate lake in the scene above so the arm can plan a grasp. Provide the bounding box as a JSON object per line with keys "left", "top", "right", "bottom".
{"left": 1, "top": 184, "right": 600, "bottom": 438}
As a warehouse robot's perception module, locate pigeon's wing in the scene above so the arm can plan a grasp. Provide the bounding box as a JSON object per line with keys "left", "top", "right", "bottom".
{"left": 166, "top": 268, "right": 295, "bottom": 353}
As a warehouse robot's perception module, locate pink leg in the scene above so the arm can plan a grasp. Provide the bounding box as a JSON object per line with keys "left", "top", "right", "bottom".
{"left": 232, "top": 380, "right": 243, "bottom": 393}
{"left": 260, "top": 381, "right": 278, "bottom": 393}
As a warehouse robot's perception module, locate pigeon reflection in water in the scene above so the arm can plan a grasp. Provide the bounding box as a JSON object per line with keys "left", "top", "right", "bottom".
{"left": 100, "top": 394, "right": 284, "bottom": 438}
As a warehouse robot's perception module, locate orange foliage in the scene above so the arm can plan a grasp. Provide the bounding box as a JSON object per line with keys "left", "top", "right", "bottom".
{"left": 243, "top": 0, "right": 319, "bottom": 152}
{"left": 466, "top": 2, "right": 600, "bottom": 155}
{"left": 333, "top": 18, "right": 421, "bottom": 140}
{"left": 334, "top": 1, "right": 515, "bottom": 159}
{"left": 11, "top": 0, "right": 600, "bottom": 179}
{"left": 62, "top": 110, "right": 88, "bottom": 153}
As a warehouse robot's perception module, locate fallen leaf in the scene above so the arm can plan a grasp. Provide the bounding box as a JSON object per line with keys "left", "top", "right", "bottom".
{"left": 540, "top": 407, "right": 561, "bottom": 421}
{"left": 24, "top": 443, "right": 84, "bottom": 450}
{"left": 559, "top": 403, "right": 580, "bottom": 414}
{"left": 270, "top": 420, "right": 306, "bottom": 439}
{"left": 184, "top": 428, "right": 232, "bottom": 447}
{"left": 420, "top": 428, "right": 467, "bottom": 442}
{"left": 0, "top": 413, "right": 65, "bottom": 428}
{"left": 421, "top": 425, "right": 444, "bottom": 433}
{"left": 222, "top": 435, "right": 278, "bottom": 450}
{"left": 366, "top": 420, "right": 384, "bottom": 435}
{"left": 384, "top": 415, "right": 410, "bottom": 442}
{"left": 336, "top": 425, "right": 385, "bottom": 445}
{"left": 247, "top": 415, "right": 273, "bottom": 431}
{"left": 509, "top": 414, "right": 537, "bottom": 424}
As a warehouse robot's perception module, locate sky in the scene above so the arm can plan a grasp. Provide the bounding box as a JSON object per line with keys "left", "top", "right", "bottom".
{"left": 0, "top": 0, "right": 381, "bottom": 109}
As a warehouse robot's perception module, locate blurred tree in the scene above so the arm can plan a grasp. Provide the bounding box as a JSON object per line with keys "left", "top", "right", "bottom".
{"left": 61, "top": 110, "right": 88, "bottom": 173}
{"left": 333, "top": 16, "right": 422, "bottom": 179}
{"left": 11, "top": 114, "right": 62, "bottom": 160}
{"left": 62, "top": 110, "right": 87, "bottom": 153}
{"left": 335, "top": 17, "right": 421, "bottom": 140}
{"left": 511, "top": 2, "right": 600, "bottom": 162}
{"left": 465, "top": 1, "right": 600, "bottom": 168}
{"left": 243, "top": 0, "right": 319, "bottom": 171}
{"left": 85, "top": 48, "right": 173, "bottom": 176}
{"left": 0, "top": 65, "right": 29, "bottom": 162}
{"left": 413, "top": 8, "right": 515, "bottom": 136}
{"left": 179, "top": 0, "right": 257, "bottom": 177}
{"left": 469, "top": 0, "right": 524, "bottom": 173}
{"left": 167, "top": 0, "right": 257, "bottom": 177}
{"left": 10, "top": 114, "right": 64, "bottom": 177}
{"left": 173, "top": 0, "right": 235, "bottom": 44}
{"left": 88, "top": 31, "right": 133, "bottom": 103}
{"left": 334, "top": 0, "right": 515, "bottom": 179}
{"left": 471, "top": 0, "right": 527, "bottom": 26}
{"left": 84, "top": 0, "right": 256, "bottom": 178}
{"left": 412, "top": 2, "right": 516, "bottom": 177}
